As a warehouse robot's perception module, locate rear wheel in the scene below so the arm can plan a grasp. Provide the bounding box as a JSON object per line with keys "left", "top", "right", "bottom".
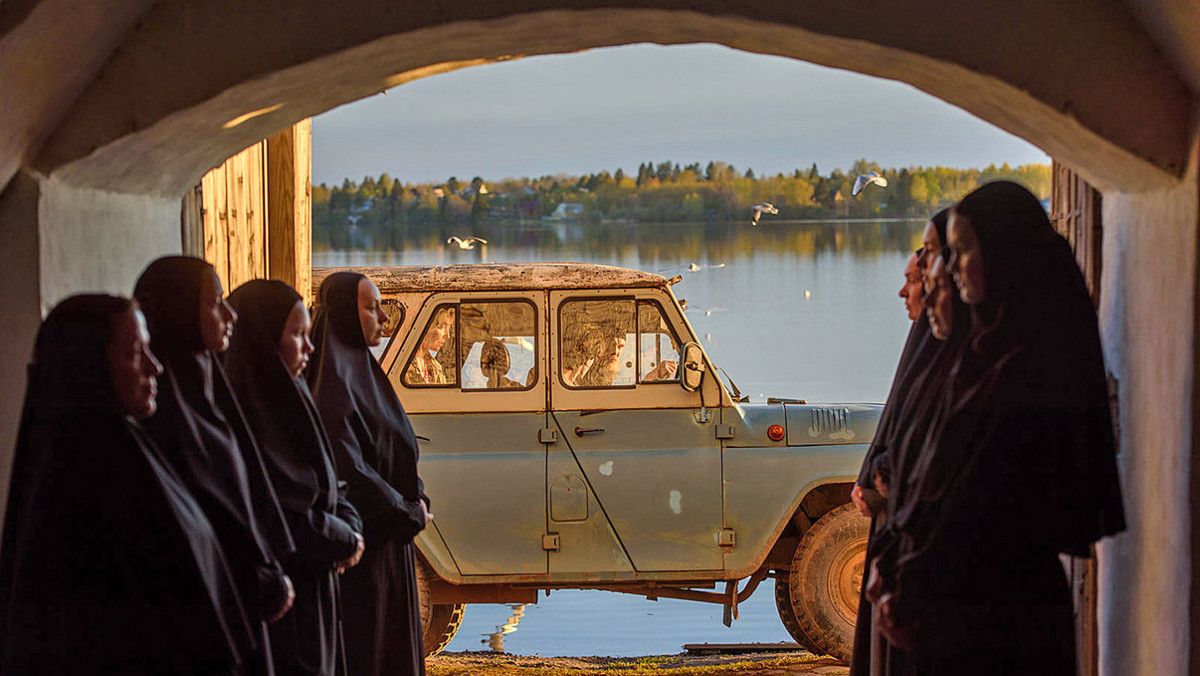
{"left": 776, "top": 503, "right": 868, "bottom": 660}
{"left": 774, "top": 567, "right": 817, "bottom": 648}
{"left": 415, "top": 559, "right": 466, "bottom": 656}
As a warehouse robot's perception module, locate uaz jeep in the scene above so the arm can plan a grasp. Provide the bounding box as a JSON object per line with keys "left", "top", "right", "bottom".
{"left": 314, "top": 263, "right": 881, "bottom": 659}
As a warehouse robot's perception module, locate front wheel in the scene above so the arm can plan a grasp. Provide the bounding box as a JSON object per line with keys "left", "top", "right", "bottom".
{"left": 776, "top": 503, "right": 868, "bottom": 660}
{"left": 415, "top": 558, "right": 466, "bottom": 656}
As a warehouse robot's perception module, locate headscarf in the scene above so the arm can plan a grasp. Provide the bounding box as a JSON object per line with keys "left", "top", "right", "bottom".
{"left": 306, "top": 272, "right": 426, "bottom": 544}
{"left": 855, "top": 209, "right": 951, "bottom": 489}
{"left": 890, "top": 181, "right": 1125, "bottom": 621}
{"left": 225, "top": 279, "right": 359, "bottom": 563}
{"left": 1, "top": 295, "right": 249, "bottom": 672}
{"left": 134, "top": 257, "right": 294, "bottom": 639}
{"left": 225, "top": 280, "right": 363, "bottom": 674}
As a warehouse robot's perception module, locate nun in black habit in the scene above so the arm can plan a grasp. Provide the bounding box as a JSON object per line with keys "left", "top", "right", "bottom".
{"left": 135, "top": 257, "right": 297, "bottom": 675}
{"left": 876, "top": 181, "right": 1125, "bottom": 674}
{"left": 306, "top": 272, "right": 429, "bottom": 676}
{"left": 849, "top": 210, "right": 958, "bottom": 676}
{"left": 1, "top": 295, "right": 251, "bottom": 674}
{"left": 225, "top": 279, "right": 365, "bottom": 676}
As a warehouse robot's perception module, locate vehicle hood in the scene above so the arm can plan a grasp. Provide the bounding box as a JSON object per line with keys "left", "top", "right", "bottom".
{"left": 723, "top": 401, "right": 883, "bottom": 448}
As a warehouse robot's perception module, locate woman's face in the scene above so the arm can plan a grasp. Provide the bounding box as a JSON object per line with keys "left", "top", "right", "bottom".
{"left": 898, "top": 253, "right": 923, "bottom": 321}
{"left": 200, "top": 270, "right": 238, "bottom": 352}
{"left": 358, "top": 278, "right": 388, "bottom": 347}
{"left": 278, "top": 301, "right": 314, "bottom": 378}
{"left": 422, "top": 311, "right": 452, "bottom": 353}
{"left": 925, "top": 257, "right": 955, "bottom": 340}
{"left": 948, "top": 212, "right": 986, "bottom": 304}
{"left": 606, "top": 335, "right": 626, "bottom": 366}
{"left": 108, "top": 307, "right": 163, "bottom": 419}
{"left": 920, "top": 221, "right": 943, "bottom": 293}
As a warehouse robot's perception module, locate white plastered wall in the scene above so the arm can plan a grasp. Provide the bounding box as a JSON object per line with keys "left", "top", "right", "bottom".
{"left": 0, "top": 172, "right": 180, "bottom": 530}
{"left": 1098, "top": 133, "right": 1200, "bottom": 676}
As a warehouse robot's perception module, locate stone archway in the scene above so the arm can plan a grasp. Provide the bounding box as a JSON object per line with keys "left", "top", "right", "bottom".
{"left": 1, "top": 4, "right": 1198, "bottom": 675}
{"left": 9, "top": 2, "right": 1193, "bottom": 199}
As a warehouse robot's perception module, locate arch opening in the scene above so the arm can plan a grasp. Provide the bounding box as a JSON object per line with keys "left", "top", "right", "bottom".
{"left": 32, "top": 6, "right": 1193, "bottom": 198}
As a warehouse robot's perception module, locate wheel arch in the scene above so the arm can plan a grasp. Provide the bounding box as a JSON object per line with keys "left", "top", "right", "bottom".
{"left": 725, "top": 475, "right": 857, "bottom": 579}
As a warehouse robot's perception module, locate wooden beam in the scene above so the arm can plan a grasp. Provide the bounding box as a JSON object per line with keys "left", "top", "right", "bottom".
{"left": 266, "top": 118, "right": 312, "bottom": 300}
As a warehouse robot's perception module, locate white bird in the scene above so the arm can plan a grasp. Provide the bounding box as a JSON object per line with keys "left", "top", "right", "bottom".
{"left": 852, "top": 171, "right": 889, "bottom": 197}
{"left": 751, "top": 202, "right": 779, "bottom": 226}
{"left": 657, "top": 262, "right": 727, "bottom": 274}
{"left": 447, "top": 236, "right": 488, "bottom": 250}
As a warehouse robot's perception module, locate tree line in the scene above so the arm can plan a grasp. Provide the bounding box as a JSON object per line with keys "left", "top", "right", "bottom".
{"left": 312, "top": 159, "right": 1050, "bottom": 231}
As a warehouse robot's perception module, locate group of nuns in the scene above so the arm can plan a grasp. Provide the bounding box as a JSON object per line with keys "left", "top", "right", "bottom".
{"left": 0, "top": 259, "right": 430, "bottom": 676}
{"left": 849, "top": 181, "right": 1126, "bottom": 675}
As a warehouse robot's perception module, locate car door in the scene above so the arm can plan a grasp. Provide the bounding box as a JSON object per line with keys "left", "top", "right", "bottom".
{"left": 548, "top": 290, "right": 724, "bottom": 574}
{"left": 385, "top": 291, "right": 549, "bottom": 579}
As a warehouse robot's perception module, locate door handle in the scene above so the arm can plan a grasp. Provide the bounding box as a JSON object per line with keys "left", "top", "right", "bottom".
{"left": 574, "top": 426, "right": 605, "bottom": 437}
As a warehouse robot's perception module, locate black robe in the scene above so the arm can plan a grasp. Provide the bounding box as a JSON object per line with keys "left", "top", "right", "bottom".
{"left": 848, "top": 314, "right": 932, "bottom": 676}
{"left": 306, "top": 272, "right": 428, "bottom": 676}
{"left": 135, "top": 256, "right": 296, "bottom": 675}
{"left": 885, "top": 182, "right": 1124, "bottom": 674}
{"left": 851, "top": 211, "right": 950, "bottom": 676}
{"left": 226, "top": 280, "right": 364, "bottom": 676}
{"left": 0, "top": 295, "right": 249, "bottom": 674}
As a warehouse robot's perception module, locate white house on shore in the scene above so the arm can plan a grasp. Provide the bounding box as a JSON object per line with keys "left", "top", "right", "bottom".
{"left": 548, "top": 202, "right": 584, "bottom": 220}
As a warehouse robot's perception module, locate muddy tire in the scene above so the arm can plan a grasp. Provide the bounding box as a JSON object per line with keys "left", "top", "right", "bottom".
{"left": 773, "top": 567, "right": 817, "bottom": 649}
{"left": 780, "top": 503, "right": 867, "bottom": 660}
{"left": 423, "top": 602, "right": 465, "bottom": 655}
{"left": 415, "top": 558, "right": 466, "bottom": 656}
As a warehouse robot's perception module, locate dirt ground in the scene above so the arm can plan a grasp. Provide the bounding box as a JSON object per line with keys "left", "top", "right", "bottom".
{"left": 427, "top": 650, "right": 848, "bottom": 675}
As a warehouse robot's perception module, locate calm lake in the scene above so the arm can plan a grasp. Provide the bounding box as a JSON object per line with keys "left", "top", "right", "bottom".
{"left": 314, "top": 218, "right": 925, "bottom": 657}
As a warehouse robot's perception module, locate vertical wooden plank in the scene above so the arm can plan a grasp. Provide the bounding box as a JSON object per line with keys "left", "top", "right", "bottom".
{"left": 266, "top": 119, "right": 313, "bottom": 299}
{"left": 226, "top": 149, "right": 249, "bottom": 291}
{"left": 207, "top": 160, "right": 231, "bottom": 289}
{"left": 294, "top": 118, "right": 312, "bottom": 302}
{"left": 181, "top": 184, "right": 204, "bottom": 257}
{"left": 1051, "top": 160, "right": 1102, "bottom": 676}
{"left": 200, "top": 169, "right": 219, "bottom": 266}
{"left": 244, "top": 141, "right": 267, "bottom": 283}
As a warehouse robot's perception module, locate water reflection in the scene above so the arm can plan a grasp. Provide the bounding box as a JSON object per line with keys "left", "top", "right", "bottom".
{"left": 315, "top": 219, "right": 923, "bottom": 266}
{"left": 315, "top": 219, "right": 927, "bottom": 656}
{"left": 315, "top": 219, "right": 925, "bottom": 403}
{"left": 483, "top": 603, "right": 528, "bottom": 653}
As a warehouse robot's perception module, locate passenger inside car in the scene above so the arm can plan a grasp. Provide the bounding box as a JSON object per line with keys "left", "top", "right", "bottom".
{"left": 405, "top": 306, "right": 455, "bottom": 385}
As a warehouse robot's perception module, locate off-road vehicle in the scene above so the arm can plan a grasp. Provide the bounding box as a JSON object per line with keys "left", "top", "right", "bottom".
{"left": 314, "top": 263, "right": 881, "bottom": 660}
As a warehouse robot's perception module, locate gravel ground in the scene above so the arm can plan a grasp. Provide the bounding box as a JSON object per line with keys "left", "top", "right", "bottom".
{"left": 426, "top": 650, "right": 849, "bottom": 675}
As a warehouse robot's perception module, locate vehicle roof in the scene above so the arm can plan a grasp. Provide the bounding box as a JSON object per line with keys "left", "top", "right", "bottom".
{"left": 312, "top": 263, "right": 671, "bottom": 293}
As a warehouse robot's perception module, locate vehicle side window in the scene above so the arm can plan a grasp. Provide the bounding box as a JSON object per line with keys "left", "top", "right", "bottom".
{"left": 637, "top": 301, "right": 680, "bottom": 383}
{"left": 559, "top": 299, "right": 636, "bottom": 388}
{"left": 459, "top": 301, "right": 537, "bottom": 390}
{"left": 379, "top": 298, "right": 404, "bottom": 338}
{"left": 401, "top": 305, "right": 458, "bottom": 387}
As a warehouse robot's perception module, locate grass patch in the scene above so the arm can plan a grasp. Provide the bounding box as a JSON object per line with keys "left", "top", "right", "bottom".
{"left": 427, "top": 652, "right": 844, "bottom": 676}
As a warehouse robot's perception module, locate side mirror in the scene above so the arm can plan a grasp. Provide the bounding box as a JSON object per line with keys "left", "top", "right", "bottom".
{"left": 680, "top": 341, "right": 706, "bottom": 392}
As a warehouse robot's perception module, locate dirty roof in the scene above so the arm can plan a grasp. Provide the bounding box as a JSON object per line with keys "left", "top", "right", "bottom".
{"left": 312, "top": 263, "right": 670, "bottom": 293}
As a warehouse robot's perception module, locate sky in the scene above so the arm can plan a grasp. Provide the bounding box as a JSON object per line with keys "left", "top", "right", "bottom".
{"left": 312, "top": 43, "right": 1049, "bottom": 187}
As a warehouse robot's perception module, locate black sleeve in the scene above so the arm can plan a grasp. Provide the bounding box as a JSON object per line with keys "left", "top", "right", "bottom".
{"left": 327, "top": 410, "right": 426, "bottom": 544}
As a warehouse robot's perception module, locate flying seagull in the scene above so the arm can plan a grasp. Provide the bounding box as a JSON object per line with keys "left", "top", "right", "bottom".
{"left": 447, "top": 236, "right": 488, "bottom": 250}
{"left": 751, "top": 202, "right": 779, "bottom": 226}
{"left": 657, "top": 262, "right": 728, "bottom": 274}
{"left": 852, "top": 171, "right": 889, "bottom": 197}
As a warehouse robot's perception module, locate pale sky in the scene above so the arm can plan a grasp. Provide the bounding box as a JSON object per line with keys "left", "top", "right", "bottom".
{"left": 312, "top": 43, "right": 1050, "bottom": 187}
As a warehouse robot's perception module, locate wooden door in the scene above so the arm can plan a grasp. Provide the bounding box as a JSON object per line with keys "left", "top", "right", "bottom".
{"left": 186, "top": 120, "right": 312, "bottom": 297}
{"left": 1050, "top": 160, "right": 1103, "bottom": 676}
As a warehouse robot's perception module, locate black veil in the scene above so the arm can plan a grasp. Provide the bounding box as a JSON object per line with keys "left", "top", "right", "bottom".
{"left": 135, "top": 256, "right": 294, "bottom": 672}
{"left": 0, "top": 295, "right": 249, "bottom": 673}
{"left": 225, "top": 279, "right": 363, "bottom": 675}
